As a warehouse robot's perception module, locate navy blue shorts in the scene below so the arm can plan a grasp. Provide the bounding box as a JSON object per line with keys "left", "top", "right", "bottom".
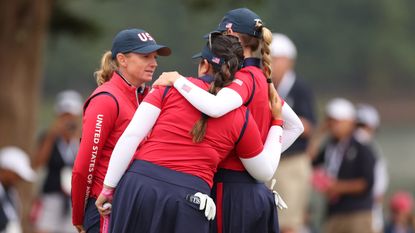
{"left": 109, "top": 160, "right": 211, "bottom": 233}
{"left": 83, "top": 198, "right": 100, "bottom": 233}
{"left": 211, "top": 169, "right": 279, "bottom": 233}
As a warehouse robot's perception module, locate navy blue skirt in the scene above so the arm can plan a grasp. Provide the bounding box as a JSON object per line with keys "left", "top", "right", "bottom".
{"left": 109, "top": 160, "right": 211, "bottom": 233}
{"left": 83, "top": 198, "right": 101, "bottom": 233}
{"left": 211, "top": 169, "right": 279, "bottom": 233}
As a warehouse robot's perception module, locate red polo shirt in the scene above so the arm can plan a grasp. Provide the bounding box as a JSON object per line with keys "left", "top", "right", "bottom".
{"left": 135, "top": 77, "right": 264, "bottom": 187}
{"left": 218, "top": 65, "right": 273, "bottom": 171}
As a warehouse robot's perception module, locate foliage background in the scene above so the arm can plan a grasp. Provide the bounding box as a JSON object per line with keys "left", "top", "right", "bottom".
{"left": 1, "top": 0, "right": 414, "bottom": 231}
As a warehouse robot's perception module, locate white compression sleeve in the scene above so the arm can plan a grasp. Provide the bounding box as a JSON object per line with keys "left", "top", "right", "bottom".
{"left": 103, "top": 103, "right": 161, "bottom": 188}
{"left": 173, "top": 76, "right": 243, "bottom": 118}
{"left": 240, "top": 126, "right": 283, "bottom": 183}
{"left": 281, "top": 103, "right": 304, "bottom": 152}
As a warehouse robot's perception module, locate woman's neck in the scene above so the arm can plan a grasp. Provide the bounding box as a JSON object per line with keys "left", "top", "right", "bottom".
{"left": 243, "top": 49, "right": 253, "bottom": 58}
{"left": 117, "top": 70, "right": 143, "bottom": 87}
{"left": 243, "top": 48, "right": 261, "bottom": 59}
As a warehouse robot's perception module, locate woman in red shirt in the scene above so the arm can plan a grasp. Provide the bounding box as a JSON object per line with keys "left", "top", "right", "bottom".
{"left": 71, "top": 28, "right": 170, "bottom": 233}
{"left": 95, "top": 34, "right": 285, "bottom": 233}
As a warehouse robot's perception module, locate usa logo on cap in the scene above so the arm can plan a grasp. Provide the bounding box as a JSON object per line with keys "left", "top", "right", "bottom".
{"left": 211, "top": 57, "right": 221, "bottom": 64}
{"left": 137, "top": 32, "right": 154, "bottom": 42}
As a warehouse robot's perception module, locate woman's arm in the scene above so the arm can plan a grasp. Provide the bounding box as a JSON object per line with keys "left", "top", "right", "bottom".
{"left": 240, "top": 125, "right": 283, "bottom": 182}
{"left": 103, "top": 102, "right": 161, "bottom": 188}
{"left": 154, "top": 72, "right": 243, "bottom": 118}
{"left": 237, "top": 91, "right": 285, "bottom": 183}
{"left": 173, "top": 76, "right": 243, "bottom": 117}
{"left": 239, "top": 103, "right": 303, "bottom": 183}
{"left": 281, "top": 103, "right": 304, "bottom": 152}
{"left": 71, "top": 95, "right": 117, "bottom": 226}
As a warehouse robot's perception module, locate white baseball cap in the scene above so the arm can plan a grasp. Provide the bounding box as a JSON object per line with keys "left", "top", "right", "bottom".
{"left": 325, "top": 98, "right": 356, "bottom": 121}
{"left": 270, "top": 33, "right": 297, "bottom": 59}
{"left": 0, "top": 146, "right": 36, "bottom": 182}
{"left": 55, "top": 90, "right": 83, "bottom": 116}
{"left": 356, "top": 104, "right": 380, "bottom": 129}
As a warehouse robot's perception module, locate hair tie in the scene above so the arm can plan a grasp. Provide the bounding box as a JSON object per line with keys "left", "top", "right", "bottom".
{"left": 266, "top": 78, "right": 272, "bottom": 83}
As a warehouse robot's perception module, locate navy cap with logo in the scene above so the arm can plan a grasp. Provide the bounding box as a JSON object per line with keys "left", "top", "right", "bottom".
{"left": 111, "top": 28, "right": 171, "bottom": 59}
{"left": 212, "top": 8, "right": 263, "bottom": 38}
{"left": 191, "top": 46, "right": 225, "bottom": 68}
{"left": 192, "top": 33, "right": 225, "bottom": 68}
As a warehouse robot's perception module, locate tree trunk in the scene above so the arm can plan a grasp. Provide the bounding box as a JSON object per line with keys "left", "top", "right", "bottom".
{"left": 0, "top": 0, "right": 53, "bottom": 232}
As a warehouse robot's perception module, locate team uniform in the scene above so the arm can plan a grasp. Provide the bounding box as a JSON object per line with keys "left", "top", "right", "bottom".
{"left": 104, "top": 75, "right": 283, "bottom": 233}
{"left": 71, "top": 71, "right": 147, "bottom": 232}
{"left": 168, "top": 57, "right": 303, "bottom": 233}
{"left": 212, "top": 58, "right": 280, "bottom": 233}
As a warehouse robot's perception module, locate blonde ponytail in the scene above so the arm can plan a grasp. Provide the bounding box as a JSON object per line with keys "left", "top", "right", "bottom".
{"left": 260, "top": 27, "right": 276, "bottom": 103}
{"left": 261, "top": 27, "right": 272, "bottom": 80}
{"left": 94, "top": 51, "right": 118, "bottom": 86}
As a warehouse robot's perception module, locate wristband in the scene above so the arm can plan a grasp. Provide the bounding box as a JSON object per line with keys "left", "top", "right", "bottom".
{"left": 271, "top": 119, "right": 284, "bottom": 127}
{"left": 101, "top": 187, "right": 114, "bottom": 199}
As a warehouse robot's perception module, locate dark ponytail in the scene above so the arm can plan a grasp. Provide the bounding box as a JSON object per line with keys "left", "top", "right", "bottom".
{"left": 191, "top": 35, "right": 243, "bottom": 143}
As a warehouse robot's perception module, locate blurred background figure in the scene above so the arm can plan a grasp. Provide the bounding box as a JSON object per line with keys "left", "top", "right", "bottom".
{"left": 384, "top": 191, "right": 414, "bottom": 233}
{"left": 32, "top": 90, "right": 83, "bottom": 233}
{"left": 355, "top": 103, "right": 389, "bottom": 233}
{"left": 267, "top": 33, "right": 317, "bottom": 233}
{"left": 311, "top": 98, "right": 376, "bottom": 233}
{"left": 0, "top": 146, "right": 36, "bottom": 233}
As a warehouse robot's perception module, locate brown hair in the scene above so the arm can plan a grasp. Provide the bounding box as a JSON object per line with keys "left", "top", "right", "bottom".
{"left": 94, "top": 51, "right": 119, "bottom": 86}
{"left": 191, "top": 35, "right": 244, "bottom": 143}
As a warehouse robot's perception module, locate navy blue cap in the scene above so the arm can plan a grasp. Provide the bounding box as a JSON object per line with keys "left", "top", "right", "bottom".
{"left": 111, "top": 29, "right": 171, "bottom": 59}
{"left": 192, "top": 46, "right": 225, "bottom": 68}
{"left": 212, "top": 8, "right": 263, "bottom": 38}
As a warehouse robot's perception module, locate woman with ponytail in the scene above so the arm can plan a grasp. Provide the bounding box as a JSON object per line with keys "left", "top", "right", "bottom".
{"left": 94, "top": 34, "right": 285, "bottom": 233}
{"left": 153, "top": 8, "right": 304, "bottom": 233}
{"left": 71, "top": 28, "right": 171, "bottom": 233}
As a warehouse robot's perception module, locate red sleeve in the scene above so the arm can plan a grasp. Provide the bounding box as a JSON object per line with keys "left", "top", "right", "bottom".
{"left": 143, "top": 86, "right": 165, "bottom": 108}
{"left": 71, "top": 94, "right": 118, "bottom": 225}
{"left": 235, "top": 109, "right": 264, "bottom": 159}
{"left": 226, "top": 70, "right": 254, "bottom": 104}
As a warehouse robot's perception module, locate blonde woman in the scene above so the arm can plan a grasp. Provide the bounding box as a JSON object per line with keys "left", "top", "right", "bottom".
{"left": 71, "top": 28, "right": 170, "bottom": 233}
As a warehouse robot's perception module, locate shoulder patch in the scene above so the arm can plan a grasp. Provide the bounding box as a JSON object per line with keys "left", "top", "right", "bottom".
{"left": 181, "top": 84, "right": 192, "bottom": 93}
{"left": 233, "top": 79, "right": 243, "bottom": 86}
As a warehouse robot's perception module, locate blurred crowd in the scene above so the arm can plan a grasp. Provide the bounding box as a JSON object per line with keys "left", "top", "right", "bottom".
{"left": 0, "top": 33, "right": 414, "bottom": 233}
{"left": 1, "top": 90, "right": 83, "bottom": 233}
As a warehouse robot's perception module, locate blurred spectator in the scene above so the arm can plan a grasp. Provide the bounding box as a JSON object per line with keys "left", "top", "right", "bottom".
{"left": 355, "top": 103, "right": 389, "bottom": 233}
{"left": 384, "top": 191, "right": 414, "bottom": 233}
{"left": 267, "top": 33, "right": 317, "bottom": 233}
{"left": 32, "top": 90, "right": 83, "bottom": 233}
{"left": 312, "top": 98, "right": 377, "bottom": 233}
{"left": 0, "top": 146, "right": 36, "bottom": 233}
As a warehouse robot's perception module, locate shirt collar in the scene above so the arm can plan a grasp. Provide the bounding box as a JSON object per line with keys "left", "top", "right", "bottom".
{"left": 243, "top": 58, "right": 261, "bottom": 68}
{"left": 198, "top": 75, "right": 214, "bottom": 83}
{"left": 115, "top": 70, "right": 133, "bottom": 86}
